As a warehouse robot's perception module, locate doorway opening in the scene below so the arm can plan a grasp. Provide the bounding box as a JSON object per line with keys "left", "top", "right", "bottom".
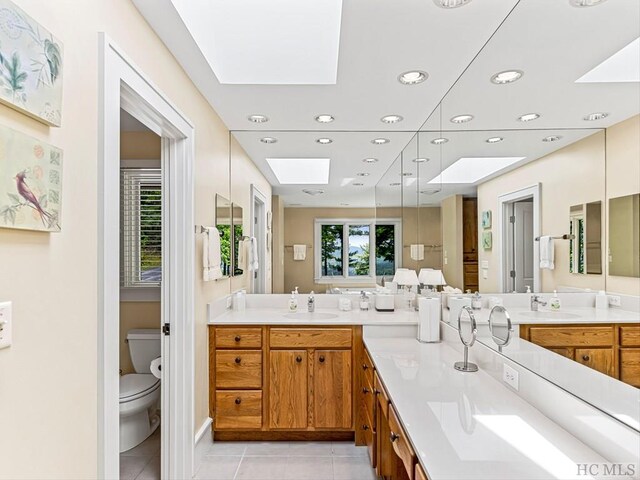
{"left": 498, "top": 184, "right": 540, "bottom": 293}
{"left": 250, "top": 185, "right": 268, "bottom": 293}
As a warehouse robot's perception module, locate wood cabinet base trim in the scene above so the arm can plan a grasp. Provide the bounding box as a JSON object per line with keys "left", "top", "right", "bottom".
{"left": 213, "top": 430, "right": 355, "bottom": 442}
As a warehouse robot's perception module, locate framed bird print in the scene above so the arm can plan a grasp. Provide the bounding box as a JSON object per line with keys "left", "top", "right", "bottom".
{"left": 0, "top": 0, "right": 64, "bottom": 126}
{"left": 0, "top": 124, "right": 62, "bottom": 232}
{"left": 481, "top": 210, "right": 492, "bottom": 229}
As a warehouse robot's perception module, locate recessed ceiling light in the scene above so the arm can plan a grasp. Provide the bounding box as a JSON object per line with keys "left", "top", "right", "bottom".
{"left": 420, "top": 189, "right": 441, "bottom": 195}
{"left": 357, "top": 172, "right": 370, "bottom": 177}
{"left": 450, "top": 114, "right": 474, "bottom": 124}
{"left": 289, "top": 203, "right": 302, "bottom": 206}
{"left": 517, "top": 113, "right": 540, "bottom": 122}
{"left": 542, "top": 135, "right": 562, "bottom": 142}
{"left": 315, "top": 114, "right": 334, "bottom": 123}
{"left": 371, "top": 138, "right": 390, "bottom": 145}
{"left": 431, "top": 137, "right": 449, "bottom": 145}
{"left": 429, "top": 156, "right": 526, "bottom": 184}
{"left": 583, "top": 112, "right": 608, "bottom": 121}
{"left": 490, "top": 70, "right": 524, "bottom": 85}
{"left": 260, "top": 137, "right": 278, "bottom": 144}
{"left": 340, "top": 203, "right": 350, "bottom": 206}
{"left": 390, "top": 182, "right": 401, "bottom": 186}
{"left": 486, "top": 137, "right": 504, "bottom": 144}
{"left": 381, "top": 115, "right": 403, "bottom": 124}
{"left": 248, "top": 114, "right": 269, "bottom": 123}
{"left": 362, "top": 158, "right": 379, "bottom": 164}
{"left": 398, "top": 70, "right": 429, "bottom": 85}
{"left": 303, "top": 189, "right": 325, "bottom": 196}
{"left": 353, "top": 182, "right": 365, "bottom": 186}
{"left": 413, "top": 158, "right": 429, "bottom": 163}
{"left": 433, "top": 0, "right": 472, "bottom": 8}
{"left": 266, "top": 158, "right": 330, "bottom": 184}
{"left": 316, "top": 138, "right": 333, "bottom": 144}
{"left": 569, "top": 0, "right": 607, "bottom": 7}
{"left": 401, "top": 172, "right": 413, "bottom": 177}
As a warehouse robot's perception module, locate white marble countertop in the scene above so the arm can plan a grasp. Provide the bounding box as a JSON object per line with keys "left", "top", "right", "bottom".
{"left": 443, "top": 306, "right": 640, "bottom": 325}
{"left": 364, "top": 336, "right": 614, "bottom": 480}
{"left": 208, "top": 307, "right": 419, "bottom": 326}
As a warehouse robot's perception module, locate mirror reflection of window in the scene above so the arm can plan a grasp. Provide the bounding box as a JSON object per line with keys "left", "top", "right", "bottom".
{"left": 215, "top": 194, "right": 231, "bottom": 277}
{"left": 569, "top": 201, "right": 602, "bottom": 275}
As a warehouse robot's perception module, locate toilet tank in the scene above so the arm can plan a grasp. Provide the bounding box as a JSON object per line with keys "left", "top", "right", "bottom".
{"left": 127, "top": 329, "right": 161, "bottom": 373}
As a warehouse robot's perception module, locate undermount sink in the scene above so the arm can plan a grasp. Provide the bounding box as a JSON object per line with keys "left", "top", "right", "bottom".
{"left": 283, "top": 312, "right": 340, "bottom": 320}
{"left": 519, "top": 311, "right": 581, "bottom": 320}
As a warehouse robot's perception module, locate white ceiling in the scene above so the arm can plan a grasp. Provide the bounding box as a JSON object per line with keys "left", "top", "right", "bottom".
{"left": 133, "top": 0, "right": 639, "bottom": 207}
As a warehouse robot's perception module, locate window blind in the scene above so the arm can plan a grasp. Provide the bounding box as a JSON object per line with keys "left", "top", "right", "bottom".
{"left": 120, "top": 168, "right": 162, "bottom": 287}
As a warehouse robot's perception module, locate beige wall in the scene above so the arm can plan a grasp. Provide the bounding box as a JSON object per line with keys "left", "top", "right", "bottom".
{"left": 119, "top": 303, "right": 162, "bottom": 375}
{"left": 120, "top": 131, "right": 161, "bottom": 159}
{"left": 271, "top": 195, "right": 285, "bottom": 293}
{"left": 605, "top": 115, "right": 640, "bottom": 294}
{"left": 283, "top": 207, "right": 441, "bottom": 293}
{"left": 0, "top": 1, "right": 270, "bottom": 477}
{"left": 441, "top": 195, "right": 464, "bottom": 290}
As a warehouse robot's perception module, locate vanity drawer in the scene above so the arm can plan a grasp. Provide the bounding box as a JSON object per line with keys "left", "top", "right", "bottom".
{"left": 361, "top": 375, "right": 375, "bottom": 430}
{"left": 362, "top": 349, "right": 375, "bottom": 387}
{"left": 620, "top": 326, "right": 640, "bottom": 347}
{"left": 215, "top": 327, "right": 263, "bottom": 349}
{"left": 215, "top": 390, "right": 262, "bottom": 429}
{"left": 528, "top": 326, "right": 614, "bottom": 347}
{"left": 270, "top": 328, "right": 352, "bottom": 349}
{"left": 389, "top": 405, "right": 416, "bottom": 480}
{"left": 215, "top": 350, "right": 262, "bottom": 389}
{"left": 374, "top": 372, "right": 390, "bottom": 419}
{"left": 620, "top": 349, "right": 640, "bottom": 387}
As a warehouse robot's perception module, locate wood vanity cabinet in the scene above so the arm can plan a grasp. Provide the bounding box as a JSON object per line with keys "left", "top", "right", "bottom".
{"left": 520, "top": 323, "right": 640, "bottom": 387}
{"left": 209, "top": 325, "right": 359, "bottom": 439}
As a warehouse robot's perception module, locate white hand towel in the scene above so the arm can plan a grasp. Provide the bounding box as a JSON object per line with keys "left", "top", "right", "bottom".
{"left": 410, "top": 244, "right": 425, "bottom": 261}
{"left": 237, "top": 238, "right": 248, "bottom": 271}
{"left": 293, "top": 244, "right": 307, "bottom": 261}
{"left": 539, "top": 236, "right": 555, "bottom": 270}
{"left": 249, "top": 237, "right": 259, "bottom": 271}
{"left": 203, "top": 227, "right": 223, "bottom": 281}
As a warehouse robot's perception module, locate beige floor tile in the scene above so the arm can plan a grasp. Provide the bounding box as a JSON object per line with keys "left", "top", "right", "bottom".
{"left": 235, "top": 456, "right": 288, "bottom": 480}
{"left": 332, "top": 456, "right": 376, "bottom": 480}
{"left": 122, "top": 431, "right": 161, "bottom": 457}
{"left": 206, "top": 441, "right": 249, "bottom": 456}
{"left": 244, "top": 441, "right": 291, "bottom": 456}
{"left": 120, "top": 456, "right": 153, "bottom": 480}
{"left": 331, "top": 442, "right": 368, "bottom": 457}
{"left": 288, "top": 441, "right": 333, "bottom": 456}
{"left": 284, "top": 456, "right": 333, "bottom": 480}
{"left": 135, "top": 455, "right": 160, "bottom": 480}
{"left": 195, "top": 456, "right": 242, "bottom": 480}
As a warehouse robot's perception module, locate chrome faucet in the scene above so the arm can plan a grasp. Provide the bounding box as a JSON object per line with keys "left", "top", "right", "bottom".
{"left": 308, "top": 291, "right": 315, "bottom": 313}
{"left": 531, "top": 295, "right": 547, "bottom": 311}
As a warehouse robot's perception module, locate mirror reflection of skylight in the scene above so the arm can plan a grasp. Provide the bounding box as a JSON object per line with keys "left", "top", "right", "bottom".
{"left": 429, "top": 157, "right": 525, "bottom": 184}
{"left": 266, "top": 158, "right": 330, "bottom": 184}
{"left": 576, "top": 37, "right": 640, "bottom": 83}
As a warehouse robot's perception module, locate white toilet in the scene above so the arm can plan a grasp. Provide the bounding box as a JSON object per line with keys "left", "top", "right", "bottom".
{"left": 120, "top": 329, "right": 161, "bottom": 453}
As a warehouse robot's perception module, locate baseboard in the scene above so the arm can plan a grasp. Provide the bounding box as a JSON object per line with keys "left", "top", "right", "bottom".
{"left": 194, "top": 417, "right": 213, "bottom": 471}
{"left": 214, "top": 431, "right": 354, "bottom": 442}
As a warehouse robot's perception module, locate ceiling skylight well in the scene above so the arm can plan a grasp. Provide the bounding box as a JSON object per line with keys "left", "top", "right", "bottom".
{"left": 266, "top": 158, "right": 330, "bottom": 184}
{"left": 576, "top": 38, "right": 640, "bottom": 83}
{"left": 429, "top": 157, "right": 525, "bottom": 184}
{"left": 174, "top": 0, "right": 343, "bottom": 84}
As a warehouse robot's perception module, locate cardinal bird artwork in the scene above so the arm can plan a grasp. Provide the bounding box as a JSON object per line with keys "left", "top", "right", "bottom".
{"left": 0, "top": 124, "right": 62, "bottom": 232}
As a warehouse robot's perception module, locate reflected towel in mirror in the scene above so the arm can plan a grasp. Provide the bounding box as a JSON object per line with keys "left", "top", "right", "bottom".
{"left": 410, "top": 244, "right": 425, "bottom": 261}
{"left": 293, "top": 244, "right": 306, "bottom": 261}
{"left": 539, "top": 235, "right": 555, "bottom": 270}
{"left": 203, "top": 227, "right": 223, "bottom": 281}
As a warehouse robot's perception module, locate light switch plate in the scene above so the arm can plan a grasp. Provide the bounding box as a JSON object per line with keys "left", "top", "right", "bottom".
{"left": 503, "top": 363, "right": 519, "bottom": 391}
{"left": 482, "top": 269, "right": 488, "bottom": 279}
{"left": 481, "top": 261, "right": 489, "bottom": 269}
{"left": 0, "top": 301, "right": 12, "bottom": 349}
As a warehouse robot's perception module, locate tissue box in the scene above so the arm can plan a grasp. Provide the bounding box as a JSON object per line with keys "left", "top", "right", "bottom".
{"left": 375, "top": 294, "right": 395, "bottom": 312}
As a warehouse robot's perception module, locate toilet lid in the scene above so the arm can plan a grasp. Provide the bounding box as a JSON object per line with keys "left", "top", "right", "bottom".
{"left": 120, "top": 374, "right": 160, "bottom": 402}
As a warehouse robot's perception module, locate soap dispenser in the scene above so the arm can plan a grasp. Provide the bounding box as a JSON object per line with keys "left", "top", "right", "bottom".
{"left": 550, "top": 290, "right": 561, "bottom": 310}
{"left": 288, "top": 290, "right": 298, "bottom": 312}
{"left": 471, "top": 292, "right": 482, "bottom": 310}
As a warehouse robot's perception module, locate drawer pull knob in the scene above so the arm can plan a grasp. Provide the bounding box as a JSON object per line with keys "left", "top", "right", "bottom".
{"left": 362, "top": 364, "right": 368, "bottom": 370}
{"left": 319, "top": 355, "right": 325, "bottom": 363}
{"left": 374, "top": 389, "right": 381, "bottom": 396}
{"left": 390, "top": 432, "right": 400, "bottom": 443}
{"left": 362, "top": 424, "right": 369, "bottom": 431}
{"left": 235, "top": 357, "right": 242, "bottom": 364}
{"left": 235, "top": 397, "right": 242, "bottom": 405}
{"left": 582, "top": 355, "right": 590, "bottom": 361}
{"left": 234, "top": 335, "right": 241, "bottom": 342}
{"left": 362, "top": 387, "right": 370, "bottom": 394}
{"left": 296, "top": 356, "right": 303, "bottom": 363}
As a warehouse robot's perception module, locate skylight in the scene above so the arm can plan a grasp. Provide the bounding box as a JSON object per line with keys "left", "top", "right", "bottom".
{"left": 266, "top": 158, "right": 330, "bottom": 184}
{"left": 576, "top": 37, "right": 640, "bottom": 83}
{"left": 172, "top": 0, "right": 343, "bottom": 84}
{"left": 429, "top": 157, "right": 525, "bottom": 184}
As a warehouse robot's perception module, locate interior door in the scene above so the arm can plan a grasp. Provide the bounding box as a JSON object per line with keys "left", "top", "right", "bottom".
{"left": 269, "top": 350, "right": 308, "bottom": 429}
{"left": 313, "top": 350, "right": 352, "bottom": 429}
{"left": 513, "top": 201, "right": 534, "bottom": 292}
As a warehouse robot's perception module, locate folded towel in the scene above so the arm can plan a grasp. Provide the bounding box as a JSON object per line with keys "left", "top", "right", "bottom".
{"left": 203, "top": 227, "right": 223, "bottom": 281}
{"left": 293, "top": 244, "right": 306, "bottom": 261}
{"left": 410, "top": 244, "right": 425, "bottom": 261}
{"left": 539, "top": 236, "right": 555, "bottom": 270}
{"left": 237, "top": 238, "right": 248, "bottom": 271}
{"left": 249, "top": 237, "right": 259, "bottom": 271}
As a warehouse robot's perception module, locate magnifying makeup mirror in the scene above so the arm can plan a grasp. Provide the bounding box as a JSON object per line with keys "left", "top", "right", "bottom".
{"left": 454, "top": 306, "right": 479, "bottom": 373}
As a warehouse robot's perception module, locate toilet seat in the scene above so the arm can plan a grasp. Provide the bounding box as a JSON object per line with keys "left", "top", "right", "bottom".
{"left": 120, "top": 374, "right": 160, "bottom": 403}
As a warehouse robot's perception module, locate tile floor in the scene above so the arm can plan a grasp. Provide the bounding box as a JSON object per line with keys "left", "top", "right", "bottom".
{"left": 120, "top": 436, "right": 376, "bottom": 480}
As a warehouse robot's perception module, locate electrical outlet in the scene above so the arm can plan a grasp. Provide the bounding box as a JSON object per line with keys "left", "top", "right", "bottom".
{"left": 481, "top": 261, "right": 489, "bottom": 269}
{"left": 503, "top": 364, "right": 519, "bottom": 391}
{"left": 482, "top": 269, "right": 488, "bottom": 279}
{"left": 226, "top": 296, "right": 233, "bottom": 309}
{"left": 608, "top": 295, "right": 621, "bottom": 307}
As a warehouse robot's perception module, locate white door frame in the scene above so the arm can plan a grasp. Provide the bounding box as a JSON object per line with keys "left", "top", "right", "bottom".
{"left": 250, "top": 184, "right": 268, "bottom": 293}
{"left": 497, "top": 184, "right": 541, "bottom": 293}
{"left": 98, "top": 34, "right": 195, "bottom": 480}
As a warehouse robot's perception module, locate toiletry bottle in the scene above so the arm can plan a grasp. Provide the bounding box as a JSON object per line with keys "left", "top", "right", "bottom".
{"left": 359, "top": 291, "right": 370, "bottom": 311}
{"left": 550, "top": 290, "right": 561, "bottom": 310}
{"left": 471, "top": 292, "right": 482, "bottom": 310}
{"left": 525, "top": 286, "right": 531, "bottom": 294}
{"left": 596, "top": 290, "right": 609, "bottom": 310}
{"left": 288, "top": 291, "right": 298, "bottom": 312}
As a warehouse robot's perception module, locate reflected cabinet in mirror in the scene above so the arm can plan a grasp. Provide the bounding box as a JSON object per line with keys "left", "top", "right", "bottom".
{"left": 215, "top": 194, "right": 231, "bottom": 278}
{"left": 609, "top": 193, "right": 640, "bottom": 278}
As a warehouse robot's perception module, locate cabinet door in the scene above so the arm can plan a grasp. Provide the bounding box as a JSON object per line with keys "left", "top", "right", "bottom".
{"left": 314, "top": 350, "right": 352, "bottom": 429}
{"left": 620, "top": 348, "right": 640, "bottom": 387}
{"left": 269, "top": 350, "right": 308, "bottom": 429}
{"left": 575, "top": 348, "right": 614, "bottom": 376}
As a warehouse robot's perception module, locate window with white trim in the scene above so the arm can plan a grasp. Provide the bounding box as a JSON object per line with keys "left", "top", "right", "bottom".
{"left": 314, "top": 218, "right": 401, "bottom": 283}
{"left": 121, "top": 168, "right": 162, "bottom": 287}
